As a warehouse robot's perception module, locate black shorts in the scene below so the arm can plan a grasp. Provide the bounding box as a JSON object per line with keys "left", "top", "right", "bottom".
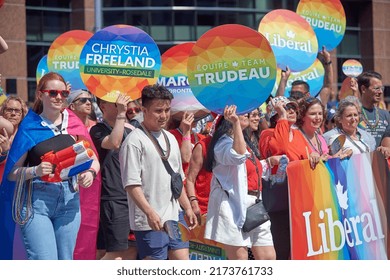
{"left": 96, "top": 200, "right": 132, "bottom": 252}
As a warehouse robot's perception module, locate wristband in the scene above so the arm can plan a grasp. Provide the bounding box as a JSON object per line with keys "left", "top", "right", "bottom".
{"left": 324, "top": 61, "right": 332, "bottom": 65}
{"left": 87, "top": 168, "right": 97, "bottom": 179}
{"left": 182, "top": 136, "right": 191, "bottom": 141}
{"left": 31, "top": 166, "right": 37, "bottom": 178}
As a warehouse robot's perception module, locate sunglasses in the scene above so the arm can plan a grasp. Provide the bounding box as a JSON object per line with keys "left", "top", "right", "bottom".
{"left": 73, "top": 97, "right": 92, "bottom": 104}
{"left": 126, "top": 107, "right": 141, "bottom": 114}
{"left": 41, "top": 89, "right": 70, "bottom": 98}
{"left": 285, "top": 103, "right": 297, "bottom": 111}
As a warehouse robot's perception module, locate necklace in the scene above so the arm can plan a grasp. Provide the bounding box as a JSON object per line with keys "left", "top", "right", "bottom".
{"left": 300, "top": 129, "right": 323, "bottom": 155}
{"left": 361, "top": 107, "right": 379, "bottom": 129}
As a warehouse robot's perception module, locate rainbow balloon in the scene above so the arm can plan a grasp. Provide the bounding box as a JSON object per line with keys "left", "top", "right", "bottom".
{"left": 339, "top": 77, "right": 354, "bottom": 100}
{"left": 342, "top": 59, "right": 363, "bottom": 77}
{"left": 187, "top": 24, "right": 277, "bottom": 115}
{"left": 79, "top": 25, "right": 161, "bottom": 102}
{"left": 47, "top": 30, "right": 93, "bottom": 90}
{"left": 296, "top": 0, "right": 346, "bottom": 51}
{"left": 36, "top": 55, "right": 50, "bottom": 84}
{"left": 159, "top": 43, "right": 209, "bottom": 120}
{"left": 271, "top": 59, "right": 325, "bottom": 97}
{"left": 258, "top": 9, "right": 318, "bottom": 72}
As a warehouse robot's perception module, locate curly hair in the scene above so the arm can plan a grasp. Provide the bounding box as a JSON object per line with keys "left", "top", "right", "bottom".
{"left": 141, "top": 84, "right": 173, "bottom": 108}
{"left": 295, "top": 97, "right": 325, "bottom": 128}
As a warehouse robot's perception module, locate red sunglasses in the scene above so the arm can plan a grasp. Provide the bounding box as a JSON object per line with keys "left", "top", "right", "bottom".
{"left": 41, "top": 89, "right": 70, "bottom": 98}
{"left": 127, "top": 107, "right": 141, "bottom": 114}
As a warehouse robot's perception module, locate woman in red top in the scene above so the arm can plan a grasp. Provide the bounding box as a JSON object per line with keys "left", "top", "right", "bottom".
{"left": 269, "top": 97, "right": 329, "bottom": 168}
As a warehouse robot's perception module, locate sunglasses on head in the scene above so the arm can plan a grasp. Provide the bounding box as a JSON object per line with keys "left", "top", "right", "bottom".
{"left": 127, "top": 107, "right": 141, "bottom": 114}
{"left": 41, "top": 89, "right": 70, "bottom": 98}
{"left": 73, "top": 97, "right": 92, "bottom": 104}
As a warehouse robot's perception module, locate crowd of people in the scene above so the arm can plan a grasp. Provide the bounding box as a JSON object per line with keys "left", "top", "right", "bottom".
{"left": 0, "top": 61, "right": 389, "bottom": 260}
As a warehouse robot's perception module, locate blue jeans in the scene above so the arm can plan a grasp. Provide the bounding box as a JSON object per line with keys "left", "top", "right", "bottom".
{"left": 20, "top": 179, "right": 81, "bottom": 260}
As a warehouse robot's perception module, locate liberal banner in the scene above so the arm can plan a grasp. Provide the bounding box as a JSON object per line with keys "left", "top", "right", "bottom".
{"left": 287, "top": 151, "right": 389, "bottom": 260}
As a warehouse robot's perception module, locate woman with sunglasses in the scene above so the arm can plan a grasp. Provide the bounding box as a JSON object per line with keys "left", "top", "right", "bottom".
{"left": 0, "top": 72, "right": 100, "bottom": 260}
{"left": 269, "top": 97, "right": 329, "bottom": 169}
{"left": 204, "top": 105, "right": 280, "bottom": 260}
{"left": 126, "top": 100, "right": 143, "bottom": 128}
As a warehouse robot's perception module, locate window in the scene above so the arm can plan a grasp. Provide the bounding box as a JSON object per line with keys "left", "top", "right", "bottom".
{"left": 174, "top": 11, "right": 195, "bottom": 41}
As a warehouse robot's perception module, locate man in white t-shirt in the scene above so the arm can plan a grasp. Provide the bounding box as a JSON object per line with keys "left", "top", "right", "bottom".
{"left": 119, "top": 84, "right": 197, "bottom": 260}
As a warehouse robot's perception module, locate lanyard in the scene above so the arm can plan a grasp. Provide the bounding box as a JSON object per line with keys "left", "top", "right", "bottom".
{"left": 338, "top": 128, "right": 369, "bottom": 153}
{"left": 300, "top": 129, "right": 323, "bottom": 155}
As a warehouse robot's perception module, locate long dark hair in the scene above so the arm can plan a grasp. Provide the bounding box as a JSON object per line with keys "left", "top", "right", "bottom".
{"left": 204, "top": 117, "right": 232, "bottom": 172}
{"left": 243, "top": 128, "right": 260, "bottom": 159}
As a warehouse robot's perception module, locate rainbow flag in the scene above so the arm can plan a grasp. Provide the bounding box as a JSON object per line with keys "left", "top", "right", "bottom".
{"left": 287, "top": 152, "right": 389, "bottom": 260}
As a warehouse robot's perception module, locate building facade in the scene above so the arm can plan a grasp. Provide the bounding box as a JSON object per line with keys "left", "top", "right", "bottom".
{"left": 0, "top": 0, "right": 389, "bottom": 105}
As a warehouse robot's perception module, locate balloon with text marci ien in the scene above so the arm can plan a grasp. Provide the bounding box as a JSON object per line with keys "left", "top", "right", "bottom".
{"left": 159, "top": 42, "right": 209, "bottom": 121}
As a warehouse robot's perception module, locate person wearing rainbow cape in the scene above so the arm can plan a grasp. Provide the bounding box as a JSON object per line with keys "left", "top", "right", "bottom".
{"left": 0, "top": 72, "right": 101, "bottom": 260}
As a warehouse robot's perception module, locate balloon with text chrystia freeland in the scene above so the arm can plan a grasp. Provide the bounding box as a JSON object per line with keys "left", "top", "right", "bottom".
{"left": 79, "top": 24, "right": 161, "bottom": 102}
{"left": 187, "top": 24, "right": 277, "bottom": 115}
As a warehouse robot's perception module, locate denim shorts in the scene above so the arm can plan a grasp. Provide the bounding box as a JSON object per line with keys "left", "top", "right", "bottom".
{"left": 134, "top": 211, "right": 189, "bottom": 260}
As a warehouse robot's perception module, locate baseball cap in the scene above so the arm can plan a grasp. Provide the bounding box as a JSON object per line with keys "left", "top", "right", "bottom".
{"left": 326, "top": 108, "right": 336, "bottom": 122}
{"left": 267, "top": 96, "right": 298, "bottom": 119}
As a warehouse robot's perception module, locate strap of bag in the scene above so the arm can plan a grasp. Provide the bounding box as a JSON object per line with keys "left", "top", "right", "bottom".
{"left": 139, "top": 124, "right": 175, "bottom": 176}
{"left": 247, "top": 150, "right": 261, "bottom": 201}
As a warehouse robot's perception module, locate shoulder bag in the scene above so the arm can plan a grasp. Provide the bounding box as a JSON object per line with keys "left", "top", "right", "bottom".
{"left": 139, "top": 124, "right": 183, "bottom": 199}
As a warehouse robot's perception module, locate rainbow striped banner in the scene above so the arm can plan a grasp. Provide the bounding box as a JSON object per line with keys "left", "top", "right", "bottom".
{"left": 287, "top": 152, "right": 389, "bottom": 260}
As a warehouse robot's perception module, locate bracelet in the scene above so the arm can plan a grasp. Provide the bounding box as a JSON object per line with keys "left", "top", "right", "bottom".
{"left": 188, "top": 195, "right": 196, "bottom": 199}
{"left": 31, "top": 166, "right": 37, "bottom": 178}
{"left": 86, "top": 168, "right": 97, "bottom": 179}
{"left": 190, "top": 198, "right": 198, "bottom": 202}
{"left": 116, "top": 116, "right": 127, "bottom": 120}
{"left": 182, "top": 136, "right": 191, "bottom": 141}
{"left": 324, "top": 61, "right": 332, "bottom": 65}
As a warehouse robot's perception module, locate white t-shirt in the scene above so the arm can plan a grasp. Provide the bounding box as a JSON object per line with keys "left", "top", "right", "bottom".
{"left": 119, "top": 128, "right": 184, "bottom": 231}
